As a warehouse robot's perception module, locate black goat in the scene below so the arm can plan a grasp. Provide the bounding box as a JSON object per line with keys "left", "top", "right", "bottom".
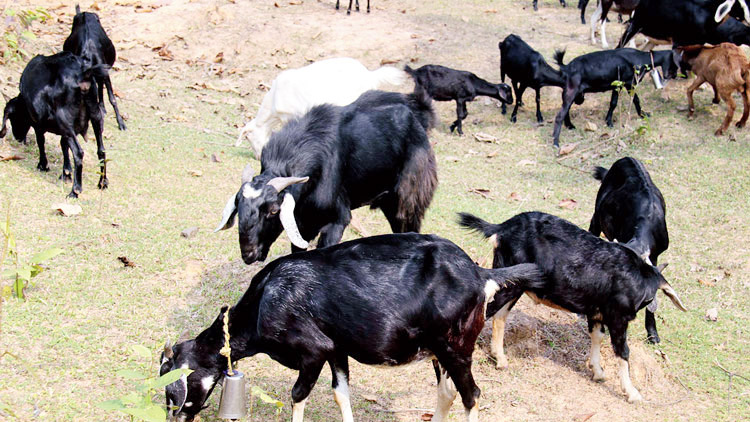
{"left": 405, "top": 64, "right": 512, "bottom": 135}
{"left": 589, "top": 157, "right": 669, "bottom": 344}
{"left": 551, "top": 48, "right": 679, "bottom": 147}
{"left": 459, "top": 212, "right": 687, "bottom": 403}
{"left": 499, "top": 34, "right": 565, "bottom": 123}
{"left": 160, "top": 233, "right": 543, "bottom": 422}
{"left": 534, "top": 0, "right": 567, "bottom": 11}
{"left": 215, "top": 90, "right": 437, "bottom": 264}
{"left": 618, "top": 0, "right": 750, "bottom": 47}
{"left": 336, "top": 0, "right": 370, "bottom": 14}
{"left": 0, "top": 52, "right": 109, "bottom": 198}
{"left": 63, "top": 4, "right": 126, "bottom": 131}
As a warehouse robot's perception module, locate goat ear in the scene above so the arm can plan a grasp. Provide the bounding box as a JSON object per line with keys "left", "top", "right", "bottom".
{"left": 177, "top": 329, "right": 191, "bottom": 343}
{"left": 656, "top": 263, "right": 669, "bottom": 273}
{"left": 660, "top": 281, "right": 687, "bottom": 312}
{"left": 164, "top": 341, "right": 174, "bottom": 359}
{"left": 214, "top": 193, "right": 238, "bottom": 232}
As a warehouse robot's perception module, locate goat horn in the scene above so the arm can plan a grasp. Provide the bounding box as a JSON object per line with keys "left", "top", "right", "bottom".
{"left": 656, "top": 263, "right": 669, "bottom": 273}
{"left": 1, "top": 92, "right": 9, "bottom": 102}
{"left": 740, "top": 0, "right": 750, "bottom": 22}
{"left": 715, "top": 0, "right": 736, "bottom": 22}
{"left": 267, "top": 176, "right": 309, "bottom": 193}
{"left": 660, "top": 282, "right": 687, "bottom": 312}
{"left": 241, "top": 164, "right": 255, "bottom": 183}
{"left": 164, "top": 341, "right": 174, "bottom": 359}
{"left": 279, "top": 193, "right": 309, "bottom": 249}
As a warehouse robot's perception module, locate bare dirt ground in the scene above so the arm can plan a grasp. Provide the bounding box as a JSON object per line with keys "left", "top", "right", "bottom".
{"left": 1, "top": 0, "right": 747, "bottom": 421}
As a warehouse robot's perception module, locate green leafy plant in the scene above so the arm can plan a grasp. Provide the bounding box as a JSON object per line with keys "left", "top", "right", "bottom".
{"left": 1, "top": 7, "right": 50, "bottom": 63}
{"left": 97, "top": 345, "right": 193, "bottom": 422}
{"left": 250, "top": 385, "right": 284, "bottom": 419}
{"left": 0, "top": 209, "right": 62, "bottom": 299}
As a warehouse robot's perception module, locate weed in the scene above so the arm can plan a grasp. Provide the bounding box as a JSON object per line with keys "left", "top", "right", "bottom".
{"left": 0, "top": 7, "right": 50, "bottom": 63}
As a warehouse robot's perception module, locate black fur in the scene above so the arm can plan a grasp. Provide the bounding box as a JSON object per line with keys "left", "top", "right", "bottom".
{"left": 533, "top": 0, "right": 567, "bottom": 11}
{"left": 63, "top": 5, "right": 125, "bottom": 130}
{"left": 405, "top": 64, "right": 512, "bottom": 135}
{"left": 0, "top": 52, "right": 109, "bottom": 198}
{"left": 499, "top": 34, "right": 565, "bottom": 123}
{"left": 218, "top": 90, "right": 438, "bottom": 264}
{"left": 551, "top": 48, "right": 679, "bottom": 147}
{"left": 160, "top": 233, "right": 543, "bottom": 421}
{"left": 589, "top": 157, "right": 668, "bottom": 343}
{"left": 336, "top": 0, "right": 370, "bottom": 14}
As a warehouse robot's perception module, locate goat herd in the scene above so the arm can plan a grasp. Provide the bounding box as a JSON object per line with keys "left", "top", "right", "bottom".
{"left": 0, "top": 1, "right": 746, "bottom": 421}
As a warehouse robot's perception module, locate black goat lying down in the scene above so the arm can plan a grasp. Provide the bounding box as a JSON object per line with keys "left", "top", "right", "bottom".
{"left": 459, "top": 212, "right": 686, "bottom": 402}
{"left": 551, "top": 48, "right": 679, "bottom": 147}
{"left": 216, "top": 90, "right": 437, "bottom": 264}
{"left": 63, "top": 5, "right": 126, "bottom": 130}
{"left": 405, "top": 64, "right": 512, "bottom": 135}
{"left": 590, "top": 157, "right": 669, "bottom": 344}
{"left": 499, "top": 34, "right": 565, "bottom": 123}
{"left": 0, "top": 52, "right": 109, "bottom": 198}
{"left": 160, "top": 233, "right": 543, "bottom": 422}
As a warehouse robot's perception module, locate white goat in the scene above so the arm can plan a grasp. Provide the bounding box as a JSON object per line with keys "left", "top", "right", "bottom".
{"left": 236, "top": 57, "right": 408, "bottom": 156}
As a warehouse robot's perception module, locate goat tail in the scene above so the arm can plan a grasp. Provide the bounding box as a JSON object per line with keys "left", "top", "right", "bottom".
{"left": 457, "top": 212, "right": 500, "bottom": 239}
{"left": 406, "top": 87, "right": 436, "bottom": 131}
{"left": 593, "top": 166, "right": 608, "bottom": 181}
{"left": 371, "top": 66, "right": 408, "bottom": 87}
{"left": 553, "top": 49, "right": 567, "bottom": 68}
{"left": 485, "top": 263, "right": 545, "bottom": 291}
{"left": 395, "top": 140, "right": 438, "bottom": 233}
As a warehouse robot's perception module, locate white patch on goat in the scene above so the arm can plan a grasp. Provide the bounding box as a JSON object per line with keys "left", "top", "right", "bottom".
{"left": 242, "top": 185, "right": 262, "bottom": 199}
{"left": 161, "top": 356, "right": 168, "bottom": 365}
{"left": 201, "top": 375, "right": 214, "bottom": 392}
{"left": 432, "top": 365, "right": 457, "bottom": 422}
{"left": 619, "top": 358, "right": 643, "bottom": 402}
{"left": 333, "top": 370, "right": 354, "bottom": 422}
{"left": 588, "top": 323, "right": 606, "bottom": 381}
{"left": 491, "top": 301, "right": 514, "bottom": 369}
{"left": 465, "top": 402, "right": 480, "bottom": 422}
{"left": 291, "top": 398, "right": 307, "bottom": 422}
{"left": 183, "top": 402, "right": 192, "bottom": 408}
{"left": 488, "top": 233, "right": 499, "bottom": 248}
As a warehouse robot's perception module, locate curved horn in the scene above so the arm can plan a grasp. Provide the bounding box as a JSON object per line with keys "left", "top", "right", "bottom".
{"left": 656, "top": 263, "right": 668, "bottom": 273}
{"left": 214, "top": 193, "right": 238, "bottom": 232}
{"left": 660, "top": 282, "right": 687, "bottom": 312}
{"left": 739, "top": 0, "right": 750, "bottom": 22}
{"left": 715, "top": 0, "right": 735, "bottom": 22}
{"left": 267, "top": 176, "right": 309, "bottom": 193}
{"left": 241, "top": 164, "right": 255, "bottom": 183}
{"left": 279, "top": 193, "right": 309, "bottom": 249}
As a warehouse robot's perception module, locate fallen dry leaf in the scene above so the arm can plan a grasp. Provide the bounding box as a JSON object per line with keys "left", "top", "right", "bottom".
{"left": 573, "top": 413, "right": 595, "bottom": 422}
{"left": 558, "top": 142, "right": 578, "bottom": 156}
{"left": 473, "top": 132, "right": 498, "bottom": 143}
{"left": 380, "top": 58, "right": 399, "bottom": 65}
{"left": 508, "top": 192, "right": 521, "bottom": 201}
{"left": 118, "top": 256, "right": 136, "bottom": 267}
{"left": 189, "top": 170, "right": 203, "bottom": 177}
{"left": 558, "top": 199, "right": 578, "bottom": 210}
{"left": 420, "top": 413, "right": 433, "bottom": 421}
{"left": 0, "top": 154, "right": 24, "bottom": 161}
{"left": 517, "top": 159, "right": 537, "bottom": 167}
{"left": 655, "top": 349, "right": 670, "bottom": 365}
{"left": 52, "top": 203, "right": 82, "bottom": 217}
{"left": 486, "top": 151, "right": 499, "bottom": 158}
{"left": 698, "top": 278, "right": 716, "bottom": 287}
{"left": 705, "top": 308, "right": 718, "bottom": 321}
{"left": 361, "top": 395, "right": 379, "bottom": 403}
{"left": 210, "top": 153, "right": 221, "bottom": 163}
{"left": 585, "top": 121, "right": 598, "bottom": 132}
{"left": 181, "top": 227, "right": 199, "bottom": 239}
{"left": 214, "top": 52, "right": 224, "bottom": 63}
{"left": 468, "top": 187, "right": 491, "bottom": 199}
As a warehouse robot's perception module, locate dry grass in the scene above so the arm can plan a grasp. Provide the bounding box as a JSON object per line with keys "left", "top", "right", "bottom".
{"left": 0, "top": 0, "right": 748, "bottom": 421}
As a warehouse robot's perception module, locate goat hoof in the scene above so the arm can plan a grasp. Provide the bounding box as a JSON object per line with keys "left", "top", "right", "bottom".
{"left": 715, "top": 129, "right": 724, "bottom": 136}
{"left": 592, "top": 373, "right": 606, "bottom": 382}
{"left": 67, "top": 190, "right": 79, "bottom": 199}
{"left": 510, "top": 115, "right": 517, "bottom": 123}
{"left": 37, "top": 163, "right": 50, "bottom": 172}
{"left": 118, "top": 122, "right": 127, "bottom": 131}
{"left": 98, "top": 178, "right": 109, "bottom": 190}
{"left": 641, "top": 111, "right": 651, "bottom": 118}
{"left": 606, "top": 121, "right": 614, "bottom": 128}
{"left": 736, "top": 121, "right": 746, "bottom": 128}
{"left": 60, "top": 173, "right": 73, "bottom": 183}
{"left": 627, "top": 391, "right": 643, "bottom": 403}
{"left": 713, "top": 98, "right": 720, "bottom": 104}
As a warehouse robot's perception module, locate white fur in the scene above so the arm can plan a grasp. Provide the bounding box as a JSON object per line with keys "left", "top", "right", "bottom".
{"left": 619, "top": 358, "right": 643, "bottom": 402}
{"left": 292, "top": 398, "right": 307, "bottom": 422}
{"left": 333, "top": 370, "right": 354, "bottom": 422}
{"left": 236, "top": 57, "right": 408, "bottom": 155}
{"left": 242, "top": 185, "right": 262, "bottom": 199}
{"left": 432, "top": 365, "right": 457, "bottom": 422}
{"left": 588, "top": 323, "right": 606, "bottom": 381}
{"left": 200, "top": 375, "right": 214, "bottom": 392}
{"left": 491, "top": 301, "right": 514, "bottom": 369}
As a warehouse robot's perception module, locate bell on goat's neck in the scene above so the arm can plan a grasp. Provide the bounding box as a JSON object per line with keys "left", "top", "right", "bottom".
{"left": 651, "top": 70, "right": 664, "bottom": 90}
{"left": 217, "top": 370, "right": 246, "bottom": 420}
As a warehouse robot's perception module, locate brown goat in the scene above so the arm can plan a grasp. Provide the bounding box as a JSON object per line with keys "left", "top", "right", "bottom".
{"left": 679, "top": 43, "right": 750, "bottom": 136}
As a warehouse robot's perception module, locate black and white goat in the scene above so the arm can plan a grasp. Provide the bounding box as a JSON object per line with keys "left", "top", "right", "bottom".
{"left": 405, "top": 64, "right": 512, "bottom": 135}
{"left": 160, "top": 233, "right": 543, "bottom": 422}
{"left": 216, "top": 90, "right": 437, "bottom": 264}
{"left": 499, "top": 34, "right": 565, "bottom": 123}
{"left": 582, "top": 0, "right": 640, "bottom": 48}
{"left": 618, "top": 0, "right": 750, "bottom": 47}
{"left": 336, "top": 0, "right": 370, "bottom": 14}
{"left": 63, "top": 5, "right": 126, "bottom": 130}
{"left": 459, "top": 211, "right": 686, "bottom": 402}
{"left": 0, "top": 52, "right": 109, "bottom": 198}
{"left": 589, "top": 157, "right": 669, "bottom": 344}
{"left": 551, "top": 48, "right": 679, "bottom": 147}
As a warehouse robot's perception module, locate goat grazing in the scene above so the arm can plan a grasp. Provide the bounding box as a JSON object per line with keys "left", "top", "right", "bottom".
{"left": 618, "top": 0, "right": 750, "bottom": 47}
{"left": 217, "top": 90, "right": 437, "bottom": 264}
{"left": 499, "top": 34, "right": 565, "bottom": 123}
{"left": 336, "top": 0, "right": 370, "bottom": 14}
{"left": 236, "top": 58, "right": 407, "bottom": 156}
{"left": 1, "top": 52, "right": 109, "bottom": 198}
{"left": 459, "top": 211, "right": 687, "bottom": 402}
{"left": 551, "top": 48, "right": 679, "bottom": 147}
{"left": 590, "top": 157, "right": 669, "bottom": 343}
{"left": 405, "top": 64, "right": 512, "bottom": 135}
{"left": 160, "top": 233, "right": 543, "bottom": 422}
{"left": 678, "top": 43, "right": 750, "bottom": 135}
{"left": 63, "top": 5, "right": 126, "bottom": 130}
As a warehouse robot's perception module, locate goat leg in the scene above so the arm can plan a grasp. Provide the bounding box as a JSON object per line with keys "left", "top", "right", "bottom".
{"left": 686, "top": 75, "right": 706, "bottom": 118}
{"left": 535, "top": 87, "right": 544, "bottom": 123}
{"left": 35, "top": 131, "right": 49, "bottom": 172}
{"left": 104, "top": 75, "right": 127, "bottom": 131}
{"left": 633, "top": 93, "right": 648, "bottom": 118}
{"left": 60, "top": 138, "right": 73, "bottom": 183}
{"left": 717, "top": 90, "right": 736, "bottom": 136}
{"left": 606, "top": 89, "right": 619, "bottom": 127}
{"left": 736, "top": 85, "right": 750, "bottom": 128}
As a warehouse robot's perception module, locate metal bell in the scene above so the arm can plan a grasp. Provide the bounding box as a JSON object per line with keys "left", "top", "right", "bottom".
{"left": 217, "top": 370, "right": 247, "bottom": 420}
{"left": 651, "top": 70, "right": 664, "bottom": 90}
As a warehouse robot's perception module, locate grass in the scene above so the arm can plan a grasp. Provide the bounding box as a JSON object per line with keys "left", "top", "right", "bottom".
{"left": 1, "top": 0, "right": 749, "bottom": 421}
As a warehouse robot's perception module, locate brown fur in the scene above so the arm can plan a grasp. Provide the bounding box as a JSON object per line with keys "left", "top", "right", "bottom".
{"left": 679, "top": 43, "right": 750, "bottom": 135}
{"left": 395, "top": 146, "right": 438, "bottom": 233}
